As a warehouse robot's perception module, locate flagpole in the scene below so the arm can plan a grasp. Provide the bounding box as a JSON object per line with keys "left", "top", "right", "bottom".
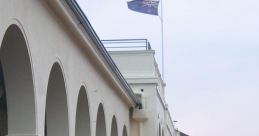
{"left": 160, "top": 0, "right": 165, "bottom": 80}
{"left": 127, "top": 0, "right": 165, "bottom": 79}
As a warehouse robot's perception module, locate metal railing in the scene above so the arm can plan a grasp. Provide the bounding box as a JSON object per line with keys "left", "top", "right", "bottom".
{"left": 101, "top": 39, "right": 152, "bottom": 51}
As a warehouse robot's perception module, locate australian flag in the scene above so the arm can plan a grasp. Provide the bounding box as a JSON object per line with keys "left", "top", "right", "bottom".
{"left": 127, "top": 0, "right": 160, "bottom": 16}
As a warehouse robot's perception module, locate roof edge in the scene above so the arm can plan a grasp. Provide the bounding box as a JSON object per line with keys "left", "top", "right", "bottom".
{"left": 64, "top": 0, "right": 141, "bottom": 107}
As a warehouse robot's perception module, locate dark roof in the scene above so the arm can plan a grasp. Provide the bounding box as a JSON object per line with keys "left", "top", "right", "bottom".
{"left": 179, "top": 131, "right": 189, "bottom": 136}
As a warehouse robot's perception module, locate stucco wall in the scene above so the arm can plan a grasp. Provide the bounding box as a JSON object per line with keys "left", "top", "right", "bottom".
{"left": 0, "top": 1, "right": 131, "bottom": 136}
{"left": 110, "top": 50, "right": 176, "bottom": 136}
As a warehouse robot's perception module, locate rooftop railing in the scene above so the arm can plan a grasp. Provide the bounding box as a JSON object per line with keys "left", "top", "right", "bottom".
{"left": 101, "top": 39, "right": 152, "bottom": 51}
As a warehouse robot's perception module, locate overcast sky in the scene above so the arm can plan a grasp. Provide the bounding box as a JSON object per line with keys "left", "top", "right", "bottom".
{"left": 77, "top": 0, "right": 259, "bottom": 136}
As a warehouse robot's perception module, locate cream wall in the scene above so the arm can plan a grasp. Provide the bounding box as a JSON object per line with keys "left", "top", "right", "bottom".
{"left": 109, "top": 50, "right": 176, "bottom": 136}
{"left": 0, "top": 1, "right": 133, "bottom": 136}
{"left": 0, "top": 1, "right": 178, "bottom": 136}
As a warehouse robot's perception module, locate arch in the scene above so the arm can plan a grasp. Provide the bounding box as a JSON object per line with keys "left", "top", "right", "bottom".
{"left": 45, "top": 63, "right": 69, "bottom": 136}
{"left": 96, "top": 103, "right": 106, "bottom": 136}
{"left": 110, "top": 116, "right": 118, "bottom": 136}
{"left": 0, "top": 24, "right": 36, "bottom": 135}
{"left": 122, "top": 125, "right": 127, "bottom": 136}
{"left": 75, "top": 86, "right": 91, "bottom": 136}
{"left": 0, "top": 62, "right": 7, "bottom": 136}
{"left": 158, "top": 124, "right": 161, "bottom": 136}
{"left": 162, "top": 128, "right": 165, "bottom": 136}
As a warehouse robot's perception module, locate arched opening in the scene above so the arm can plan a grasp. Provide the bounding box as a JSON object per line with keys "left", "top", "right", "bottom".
{"left": 96, "top": 104, "right": 106, "bottom": 136}
{"left": 122, "top": 125, "right": 127, "bottom": 136}
{"left": 45, "top": 63, "right": 69, "bottom": 136}
{"left": 158, "top": 124, "right": 161, "bottom": 136}
{"left": 162, "top": 129, "right": 164, "bottom": 136}
{"left": 110, "top": 116, "right": 118, "bottom": 136}
{"left": 75, "top": 86, "right": 91, "bottom": 136}
{"left": 0, "top": 24, "right": 36, "bottom": 135}
{"left": 0, "top": 62, "right": 7, "bottom": 136}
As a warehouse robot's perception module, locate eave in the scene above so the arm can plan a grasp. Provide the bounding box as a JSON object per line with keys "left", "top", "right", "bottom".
{"left": 44, "top": 0, "right": 141, "bottom": 108}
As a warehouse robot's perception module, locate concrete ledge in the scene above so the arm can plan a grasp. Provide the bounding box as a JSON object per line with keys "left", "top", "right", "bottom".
{"left": 132, "top": 108, "right": 148, "bottom": 122}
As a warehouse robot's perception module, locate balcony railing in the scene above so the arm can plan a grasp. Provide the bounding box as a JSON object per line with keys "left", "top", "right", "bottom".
{"left": 101, "top": 39, "right": 152, "bottom": 51}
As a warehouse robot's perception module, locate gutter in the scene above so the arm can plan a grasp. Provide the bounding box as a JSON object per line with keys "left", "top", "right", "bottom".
{"left": 64, "top": 0, "right": 142, "bottom": 108}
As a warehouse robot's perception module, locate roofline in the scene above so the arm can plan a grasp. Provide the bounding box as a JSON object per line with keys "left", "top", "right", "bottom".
{"left": 64, "top": 0, "right": 141, "bottom": 107}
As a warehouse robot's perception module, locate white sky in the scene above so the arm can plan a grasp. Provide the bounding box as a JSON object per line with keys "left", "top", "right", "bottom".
{"left": 77, "top": 0, "right": 259, "bottom": 135}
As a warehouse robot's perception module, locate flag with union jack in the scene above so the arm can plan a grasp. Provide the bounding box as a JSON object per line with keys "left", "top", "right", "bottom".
{"left": 127, "top": 0, "right": 160, "bottom": 16}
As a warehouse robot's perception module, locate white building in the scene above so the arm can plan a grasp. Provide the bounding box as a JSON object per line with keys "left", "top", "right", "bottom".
{"left": 108, "top": 43, "right": 176, "bottom": 136}
{"left": 0, "top": 1, "right": 182, "bottom": 136}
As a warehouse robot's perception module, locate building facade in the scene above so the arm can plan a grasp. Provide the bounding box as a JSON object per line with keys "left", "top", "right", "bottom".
{"left": 0, "top": 1, "right": 181, "bottom": 136}
{"left": 109, "top": 48, "right": 176, "bottom": 136}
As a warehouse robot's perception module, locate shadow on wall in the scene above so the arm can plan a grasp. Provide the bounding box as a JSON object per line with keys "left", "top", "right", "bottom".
{"left": 45, "top": 63, "right": 69, "bottom": 136}
{"left": 0, "top": 24, "right": 36, "bottom": 136}
{"left": 96, "top": 103, "right": 106, "bottom": 136}
{"left": 0, "top": 24, "right": 128, "bottom": 136}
